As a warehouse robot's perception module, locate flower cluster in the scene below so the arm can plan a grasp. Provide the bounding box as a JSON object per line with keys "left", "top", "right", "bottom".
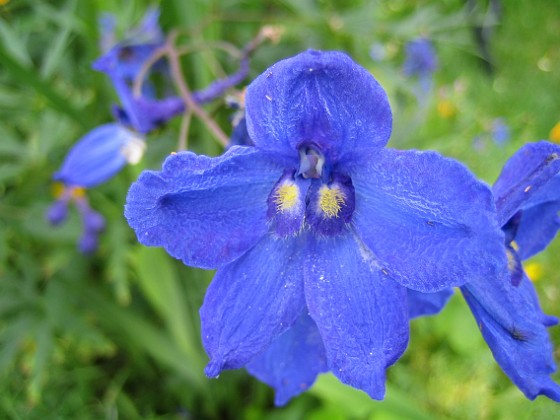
{"left": 125, "top": 49, "right": 560, "bottom": 404}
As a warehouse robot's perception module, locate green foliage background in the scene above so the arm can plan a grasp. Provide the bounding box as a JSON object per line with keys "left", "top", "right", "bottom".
{"left": 0, "top": 0, "right": 559, "bottom": 418}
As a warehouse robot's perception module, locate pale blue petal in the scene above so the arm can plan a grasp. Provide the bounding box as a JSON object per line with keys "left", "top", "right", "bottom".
{"left": 54, "top": 123, "right": 142, "bottom": 188}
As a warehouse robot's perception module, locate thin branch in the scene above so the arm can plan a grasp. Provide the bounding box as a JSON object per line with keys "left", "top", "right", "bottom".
{"left": 166, "top": 31, "right": 230, "bottom": 146}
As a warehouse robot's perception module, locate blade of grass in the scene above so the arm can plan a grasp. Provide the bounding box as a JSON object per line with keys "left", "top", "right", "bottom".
{"left": 0, "top": 43, "right": 88, "bottom": 128}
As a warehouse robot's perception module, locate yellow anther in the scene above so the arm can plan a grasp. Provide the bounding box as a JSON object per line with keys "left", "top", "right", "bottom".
{"left": 274, "top": 183, "right": 299, "bottom": 213}
{"left": 52, "top": 183, "right": 86, "bottom": 200}
{"left": 510, "top": 241, "right": 519, "bottom": 251}
{"left": 319, "top": 186, "right": 345, "bottom": 218}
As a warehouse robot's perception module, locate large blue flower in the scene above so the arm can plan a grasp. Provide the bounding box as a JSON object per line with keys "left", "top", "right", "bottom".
{"left": 410, "top": 141, "right": 560, "bottom": 401}
{"left": 125, "top": 50, "right": 506, "bottom": 401}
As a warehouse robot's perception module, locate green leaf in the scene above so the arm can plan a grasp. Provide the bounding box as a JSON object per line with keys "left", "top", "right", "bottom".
{"left": 131, "top": 245, "right": 205, "bottom": 370}
{"left": 82, "top": 287, "right": 206, "bottom": 389}
{"left": 0, "top": 42, "right": 88, "bottom": 128}
{"left": 311, "top": 374, "right": 435, "bottom": 420}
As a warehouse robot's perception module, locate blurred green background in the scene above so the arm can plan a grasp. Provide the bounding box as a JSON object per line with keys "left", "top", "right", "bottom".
{"left": 0, "top": 0, "right": 559, "bottom": 418}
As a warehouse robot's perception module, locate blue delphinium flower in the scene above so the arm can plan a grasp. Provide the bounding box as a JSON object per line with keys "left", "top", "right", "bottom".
{"left": 410, "top": 141, "right": 560, "bottom": 401}
{"left": 54, "top": 123, "right": 145, "bottom": 188}
{"left": 47, "top": 185, "right": 106, "bottom": 254}
{"left": 491, "top": 118, "right": 510, "bottom": 146}
{"left": 403, "top": 37, "right": 438, "bottom": 95}
{"left": 403, "top": 37, "right": 438, "bottom": 79}
{"left": 125, "top": 50, "right": 507, "bottom": 402}
{"left": 92, "top": 8, "right": 185, "bottom": 134}
{"left": 47, "top": 123, "right": 145, "bottom": 253}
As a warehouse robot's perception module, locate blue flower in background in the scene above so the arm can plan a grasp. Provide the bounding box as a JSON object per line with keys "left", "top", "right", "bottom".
{"left": 410, "top": 141, "right": 560, "bottom": 401}
{"left": 92, "top": 8, "right": 185, "bottom": 133}
{"left": 491, "top": 118, "right": 510, "bottom": 146}
{"left": 47, "top": 123, "right": 145, "bottom": 253}
{"left": 403, "top": 37, "right": 438, "bottom": 95}
{"left": 125, "top": 50, "right": 506, "bottom": 403}
{"left": 47, "top": 186, "right": 106, "bottom": 254}
{"left": 403, "top": 37, "right": 438, "bottom": 78}
{"left": 54, "top": 123, "right": 145, "bottom": 188}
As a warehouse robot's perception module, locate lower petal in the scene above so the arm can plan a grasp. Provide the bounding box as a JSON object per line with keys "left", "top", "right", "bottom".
{"left": 200, "top": 234, "right": 306, "bottom": 377}
{"left": 461, "top": 272, "right": 560, "bottom": 401}
{"left": 304, "top": 231, "right": 409, "bottom": 400}
{"left": 408, "top": 288, "right": 454, "bottom": 319}
{"left": 246, "top": 312, "right": 328, "bottom": 406}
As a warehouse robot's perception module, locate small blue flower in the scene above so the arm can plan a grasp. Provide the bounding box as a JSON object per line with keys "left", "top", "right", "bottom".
{"left": 48, "top": 123, "right": 144, "bottom": 253}
{"left": 410, "top": 141, "right": 560, "bottom": 401}
{"left": 92, "top": 8, "right": 185, "bottom": 133}
{"left": 403, "top": 37, "right": 438, "bottom": 95}
{"left": 54, "top": 123, "right": 145, "bottom": 188}
{"left": 403, "top": 37, "right": 438, "bottom": 78}
{"left": 46, "top": 186, "right": 106, "bottom": 254}
{"left": 125, "top": 50, "right": 506, "bottom": 402}
{"left": 491, "top": 118, "right": 510, "bottom": 146}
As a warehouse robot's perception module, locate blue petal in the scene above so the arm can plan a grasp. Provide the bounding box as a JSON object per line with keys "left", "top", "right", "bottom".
{"left": 511, "top": 175, "right": 560, "bottom": 260}
{"left": 461, "top": 273, "right": 560, "bottom": 401}
{"left": 54, "top": 123, "right": 143, "bottom": 188}
{"left": 246, "top": 312, "right": 328, "bottom": 406}
{"left": 200, "top": 234, "right": 306, "bottom": 377}
{"left": 93, "top": 43, "right": 162, "bottom": 81}
{"left": 304, "top": 231, "right": 409, "bottom": 400}
{"left": 517, "top": 273, "right": 559, "bottom": 328}
{"left": 110, "top": 77, "right": 184, "bottom": 133}
{"left": 493, "top": 141, "right": 560, "bottom": 226}
{"left": 408, "top": 288, "right": 454, "bottom": 319}
{"left": 352, "top": 148, "right": 506, "bottom": 292}
{"left": 125, "top": 146, "right": 282, "bottom": 269}
{"left": 245, "top": 50, "right": 392, "bottom": 164}
{"left": 515, "top": 201, "right": 560, "bottom": 260}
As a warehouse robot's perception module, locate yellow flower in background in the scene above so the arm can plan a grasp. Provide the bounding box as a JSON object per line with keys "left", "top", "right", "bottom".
{"left": 524, "top": 262, "right": 543, "bottom": 282}
{"left": 437, "top": 99, "right": 457, "bottom": 119}
{"left": 549, "top": 121, "right": 560, "bottom": 143}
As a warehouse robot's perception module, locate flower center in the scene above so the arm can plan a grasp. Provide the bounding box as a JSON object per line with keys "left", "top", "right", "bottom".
{"left": 266, "top": 146, "right": 356, "bottom": 237}
{"left": 298, "top": 145, "right": 324, "bottom": 179}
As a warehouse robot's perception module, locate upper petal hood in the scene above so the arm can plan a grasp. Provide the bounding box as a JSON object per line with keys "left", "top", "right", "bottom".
{"left": 245, "top": 50, "right": 392, "bottom": 164}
